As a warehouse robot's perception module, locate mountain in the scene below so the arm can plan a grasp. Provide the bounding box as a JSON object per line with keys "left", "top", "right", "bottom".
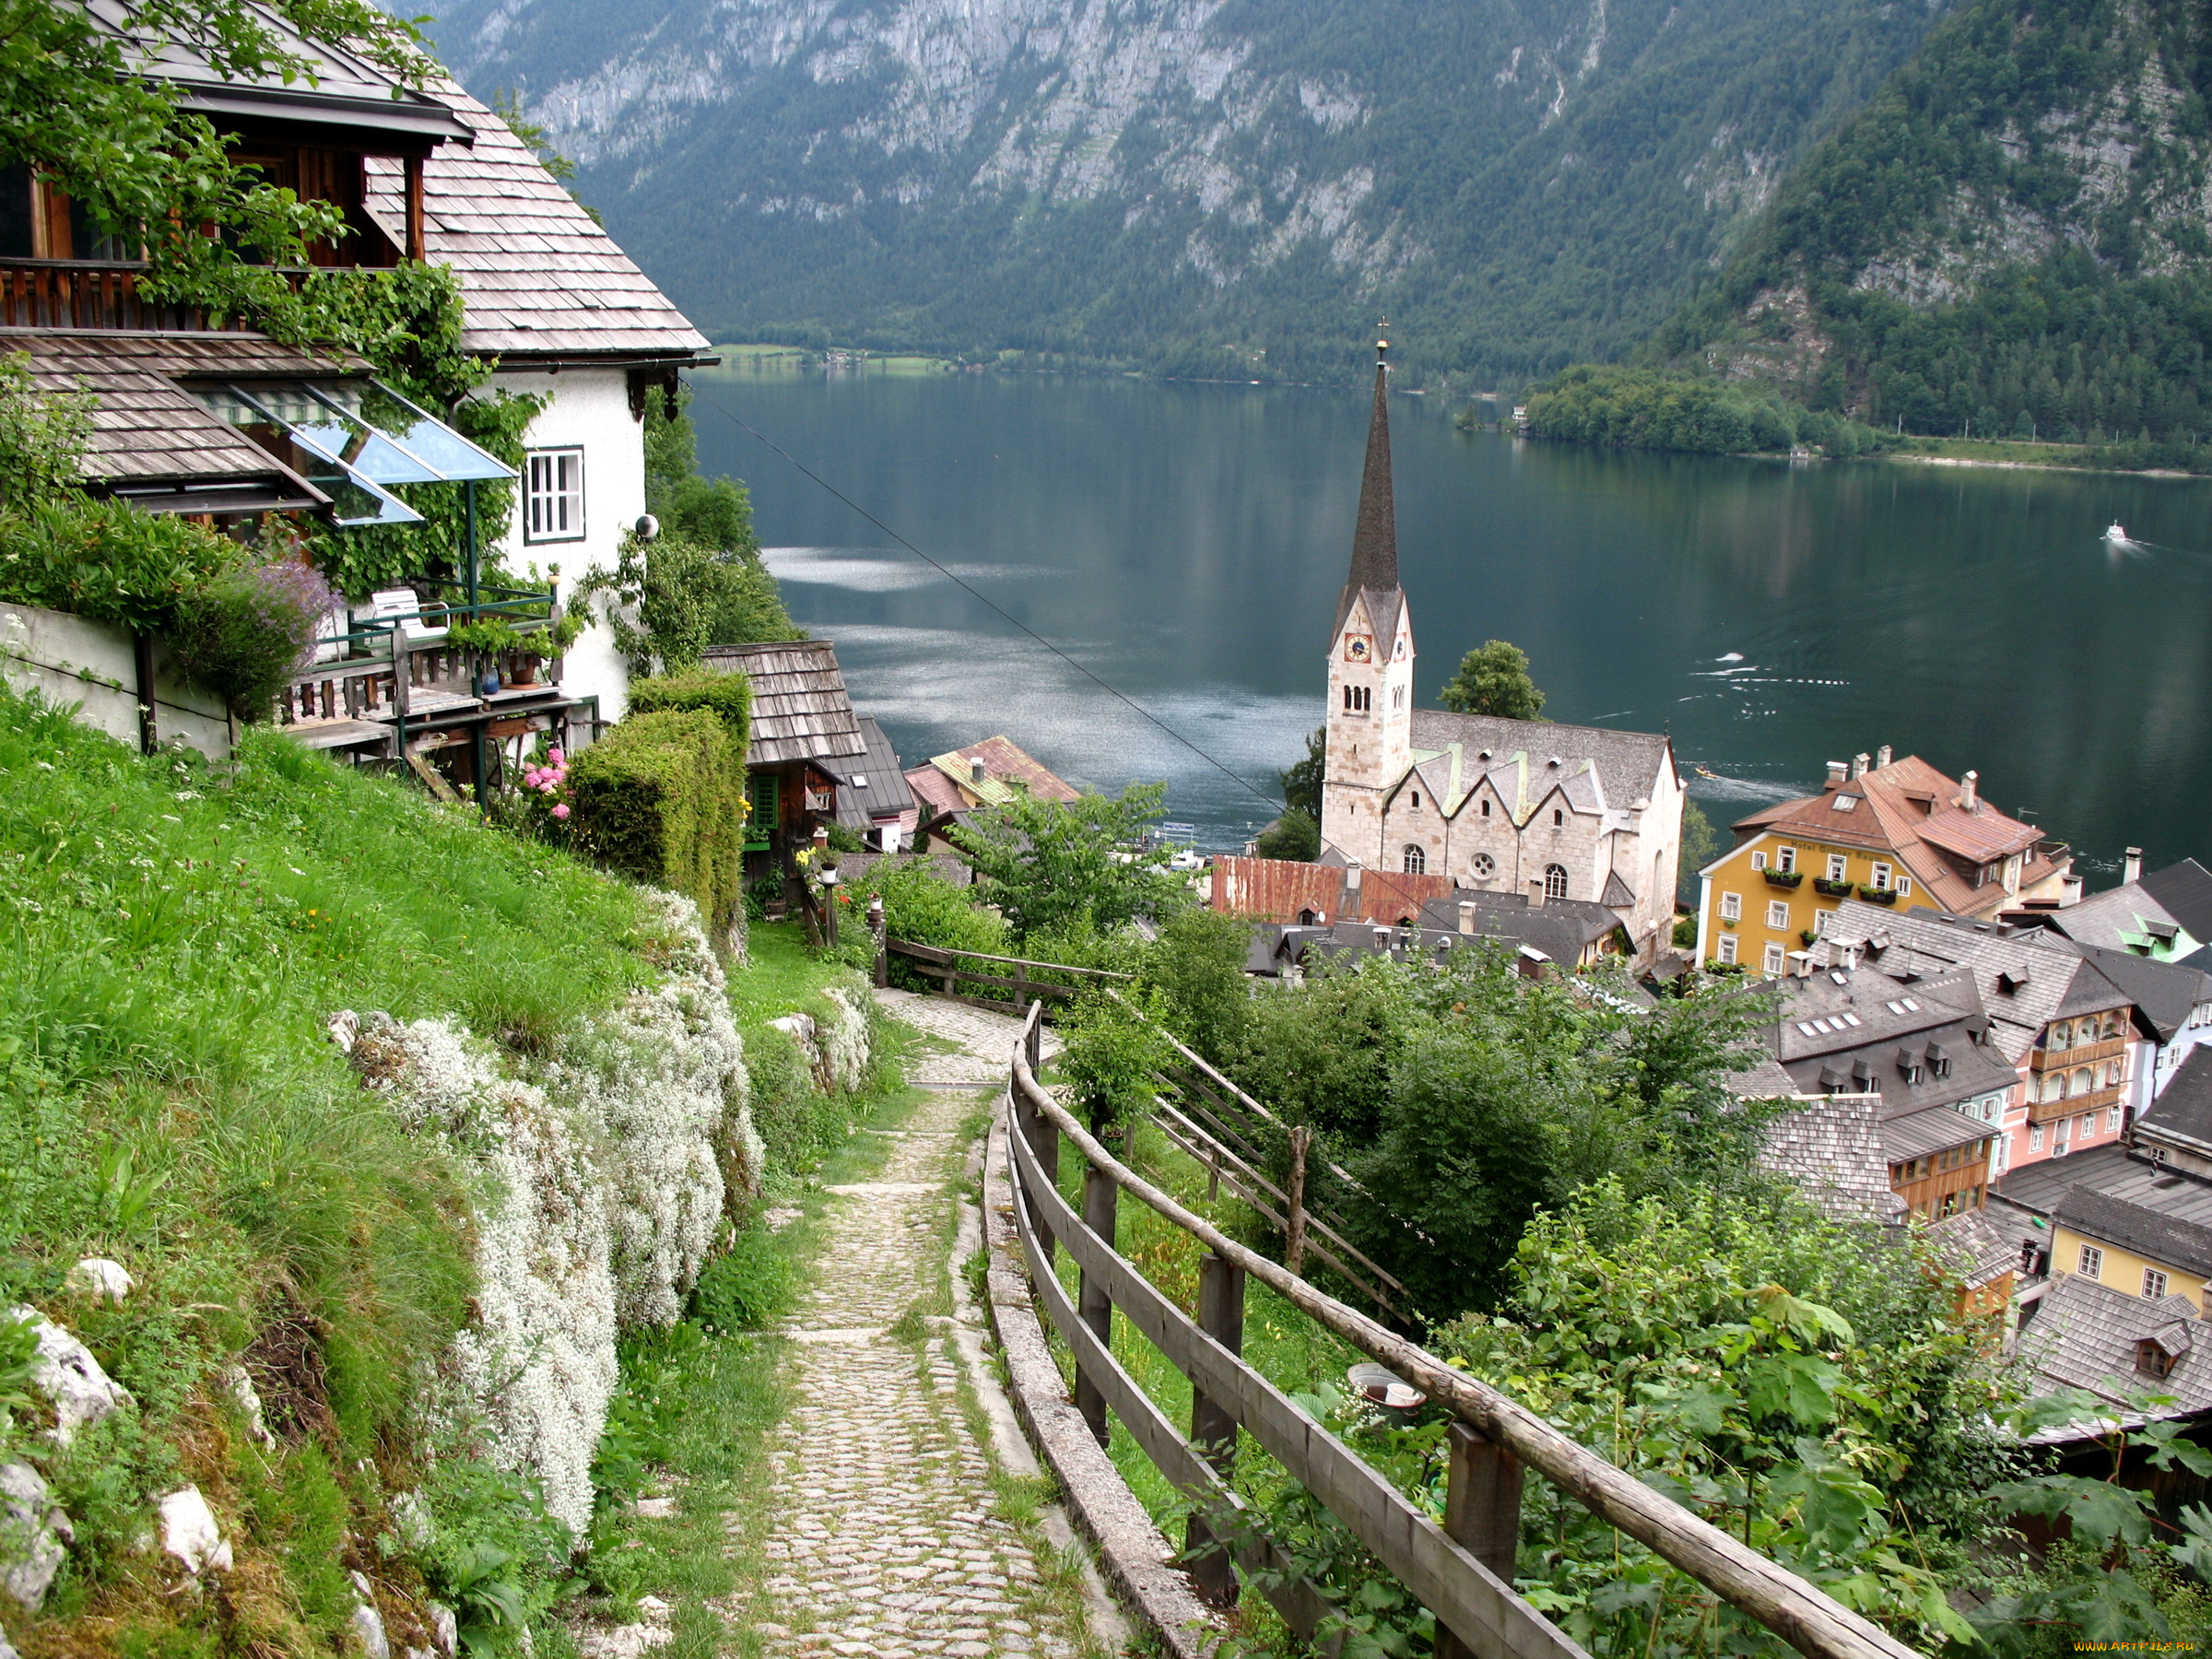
{"left": 425, "top": 0, "right": 1948, "bottom": 384}
{"left": 1652, "top": 0, "right": 2212, "bottom": 444}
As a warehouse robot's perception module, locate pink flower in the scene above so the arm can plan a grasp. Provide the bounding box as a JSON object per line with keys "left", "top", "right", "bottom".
{"left": 547, "top": 747, "right": 565, "bottom": 766}
{"left": 552, "top": 803, "right": 570, "bottom": 820}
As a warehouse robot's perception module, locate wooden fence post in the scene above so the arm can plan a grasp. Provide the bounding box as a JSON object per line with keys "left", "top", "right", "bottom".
{"left": 1185, "top": 1250, "right": 1245, "bottom": 1606}
{"left": 1285, "top": 1125, "right": 1313, "bottom": 1277}
{"left": 1074, "top": 1167, "right": 1118, "bottom": 1446}
{"left": 1433, "top": 1421, "right": 1526, "bottom": 1659}
{"left": 870, "top": 901, "right": 888, "bottom": 987}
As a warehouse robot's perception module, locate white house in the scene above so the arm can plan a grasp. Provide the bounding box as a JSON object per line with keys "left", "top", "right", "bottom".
{"left": 365, "top": 84, "right": 714, "bottom": 725}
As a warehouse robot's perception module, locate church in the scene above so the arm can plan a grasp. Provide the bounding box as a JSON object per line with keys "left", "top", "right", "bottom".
{"left": 1317, "top": 339, "right": 1686, "bottom": 965}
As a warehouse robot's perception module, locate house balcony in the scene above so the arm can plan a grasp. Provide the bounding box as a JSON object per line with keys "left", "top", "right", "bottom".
{"left": 0, "top": 257, "right": 302, "bottom": 333}
{"left": 2030, "top": 1036, "right": 2126, "bottom": 1072}
{"left": 2026, "top": 1083, "right": 2125, "bottom": 1126}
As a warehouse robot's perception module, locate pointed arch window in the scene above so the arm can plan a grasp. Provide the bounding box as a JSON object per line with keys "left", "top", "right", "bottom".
{"left": 1544, "top": 865, "right": 1570, "bottom": 900}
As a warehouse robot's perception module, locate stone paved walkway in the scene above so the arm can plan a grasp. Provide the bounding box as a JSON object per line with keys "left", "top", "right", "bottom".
{"left": 738, "top": 994, "right": 1087, "bottom": 1659}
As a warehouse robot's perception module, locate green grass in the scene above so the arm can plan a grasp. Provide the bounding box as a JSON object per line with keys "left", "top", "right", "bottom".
{"left": 0, "top": 685, "right": 694, "bottom": 1656}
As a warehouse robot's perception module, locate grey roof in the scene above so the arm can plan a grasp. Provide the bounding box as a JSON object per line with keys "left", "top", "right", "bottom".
{"left": 1818, "top": 901, "right": 2132, "bottom": 1062}
{"left": 1413, "top": 890, "right": 1626, "bottom": 965}
{"left": 6, "top": 328, "right": 342, "bottom": 501}
{"left": 825, "top": 716, "right": 912, "bottom": 829}
{"left": 1725, "top": 1052, "right": 1799, "bottom": 1100}
{"left": 1924, "top": 1207, "right": 2019, "bottom": 1290}
{"left": 2045, "top": 882, "right": 2189, "bottom": 955}
{"left": 362, "top": 82, "right": 710, "bottom": 360}
{"left": 2068, "top": 945, "right": 2212, "bottom": 1045}
{"left": 1406, "top": 710, "right": 1674, "bottom": 813}
{"left": 1880, "top": 1106, "right": 2001, "bottom": 1160}
{"left": 2015, "top": 1272, "right": 2212, "bottom": 1413}
{"left": 2140, "top": 860, "right": 2212, "bottom": 944}
{"left": 1763, "top": 965, "right": 1980, "bottom": 1065}
{"left": 1333, "top": 359, "right": 1397, "bottom": 637}
{"left": 1601, "top": 869, "right": 1637, "bottom": 909}
{"left": 2052, "top": 1187, "right": 2212, "bottom": 1277}
{"left": 701, "top": 641, "right": 864, "bottom": 766}
{"left": 1781, "top": 1021, "right": 2019, "bottom": 1123}
{"left": 1756, "top": 1093, "right": 1908, "bottom": 1224}
{"left": 1996, "top": 1142, "right": 2212, "bottom": 1229}
{"left": 2136, "top": 1048, "right": 2212, "bottom": 1160}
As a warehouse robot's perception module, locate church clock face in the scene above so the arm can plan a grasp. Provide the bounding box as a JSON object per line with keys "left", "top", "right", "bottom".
{"left": 1345, "top": 634, "right": 1373, "bottom": 663}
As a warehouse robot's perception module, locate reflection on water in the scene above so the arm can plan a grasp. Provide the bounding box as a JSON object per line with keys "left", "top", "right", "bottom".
{"left": 686, "top": 367, "right": 2212, "bottom": 873}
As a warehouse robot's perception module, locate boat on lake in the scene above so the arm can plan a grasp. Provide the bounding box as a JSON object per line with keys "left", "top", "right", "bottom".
{"left": 2106, "top": 521, "right": 2128, "bottom": 543}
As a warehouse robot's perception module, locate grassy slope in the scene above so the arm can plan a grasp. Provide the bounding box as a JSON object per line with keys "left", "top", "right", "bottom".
{"left": 0, "top": 685, "right": 670, "bottom": 1656}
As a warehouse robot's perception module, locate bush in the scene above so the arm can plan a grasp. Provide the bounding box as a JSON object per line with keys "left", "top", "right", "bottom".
{"left": 1253, "top": 807, "right": 1319, "bottom": 862}
{"left": 569, "top": 709, "right": 745, "bottom": 935}
{"left": 166, "top": 551, "right": 334, "bottom": 720}
{"left": 690, "top": 1230, "right": 795, "bottom": 1333}
{"left": 846, "top": 858, "right": 1010, "bottom": 987}
{"left": 625, "top": 665, "right": 752, "bottom": 758}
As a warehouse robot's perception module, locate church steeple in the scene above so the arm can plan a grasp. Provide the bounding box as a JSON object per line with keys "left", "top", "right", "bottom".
{"left": 1335, "top": 327, "right": 1399, "bottom": 634}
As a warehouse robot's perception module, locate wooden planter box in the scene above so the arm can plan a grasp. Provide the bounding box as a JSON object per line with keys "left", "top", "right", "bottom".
{"left": 1856, "top": 885, "right": 1900, "bottom": 906}
{"left": 1813, "top": 877, "right": 1855, "bottom": 899}
{"left": 1762, "top": 868, "right": 1804, "bottom": 889}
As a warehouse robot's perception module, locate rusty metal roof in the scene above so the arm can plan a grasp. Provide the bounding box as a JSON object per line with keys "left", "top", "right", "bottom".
{"left": 700, "top": 640, "right": 864, "bottom": 765}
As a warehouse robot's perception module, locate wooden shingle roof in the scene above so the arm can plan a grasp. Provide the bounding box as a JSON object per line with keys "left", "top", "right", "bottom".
{"left": 362, "top": 82, "right": 710, "bottom": 361}
{"left": 701, "top": 641, "right": 864, "bottom": 766}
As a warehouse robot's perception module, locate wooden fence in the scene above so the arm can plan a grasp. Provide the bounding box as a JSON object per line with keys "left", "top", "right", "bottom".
{"left": 880, "top": 937, "right": 1131, "bottom": 1009}
{"left": 1004, "top": 1000, "right": 1919, "bottom": 1659}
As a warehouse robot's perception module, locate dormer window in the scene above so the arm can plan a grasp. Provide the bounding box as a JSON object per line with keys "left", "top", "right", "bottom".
{"left": 2139, "top": 1340, "right": 2176, "bottom": 1380}
{"left": 1834, "top": 795, "right": 1859, "bottom": 811}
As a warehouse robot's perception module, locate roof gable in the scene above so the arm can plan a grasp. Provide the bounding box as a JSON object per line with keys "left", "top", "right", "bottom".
{"left": 700, "top": 641, "right": 863, "bottom": 764}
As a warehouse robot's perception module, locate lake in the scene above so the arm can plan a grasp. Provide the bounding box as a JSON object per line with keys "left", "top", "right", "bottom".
{"left": 687, "top": 364, "right": 2212, "bottom": 880}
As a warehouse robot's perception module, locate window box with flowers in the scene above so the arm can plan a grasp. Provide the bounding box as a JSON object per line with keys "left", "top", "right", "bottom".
{"left": 1856, "top": 884, "right": 1899, "bottom": 906}
{"left": 1813, "top": 877, "right": 1855, "bottom": 899}
{"left": 1762, "top": 868, "right": 1805, "bottom": 889}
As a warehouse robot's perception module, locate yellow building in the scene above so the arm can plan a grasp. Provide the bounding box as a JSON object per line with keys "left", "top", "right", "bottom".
{"left": 1695, "top": 749, "right": 2071, "bottom": 974}
{"left": 2049, "top": 1189, "right": 2212, "bottom": 1313}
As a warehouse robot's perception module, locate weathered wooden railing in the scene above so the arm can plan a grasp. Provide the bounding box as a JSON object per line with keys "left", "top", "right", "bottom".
{"left": 881, "top": 937, "right": 1132, "bottom": 1009}
{"left": 1004, "top": 1001, "right": 1918, "bottom": 1659}
{"left": 0, "top": 258, "right": 304, "bottom": 330}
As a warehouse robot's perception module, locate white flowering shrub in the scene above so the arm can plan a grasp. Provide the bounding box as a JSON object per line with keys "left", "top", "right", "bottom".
{"left": 818, "top": 983, "right": 872, "bottom": 1095}
{"left": 348, "top": 1014, "right": 616, "bottom": 1536}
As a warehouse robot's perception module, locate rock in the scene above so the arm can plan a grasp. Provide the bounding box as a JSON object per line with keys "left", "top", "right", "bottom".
{"left": 629, "top": 1496, "right": 676, "bottom": 1519}
{"left": 222, "top": 1365, "right": 276, "bottom": 1448}
{"left": 391, "top": 1490, "right": 435, "bottom": 1553}
{"left": 0, "top": 1627, "right": 19, "bottom": 1659}
{"left": 66, "top": 1258, "right": 133, "bottom": 1303}
{"left": 327, "top": 1009, "right": 360, "bottom": 1053}
{"left": 428, "top": 1601, "right": 459, "bottom": 1657}
{"left": 157, "top": 1486, "right": 232, "bottom": 1574}
{"left": 349, "top": 1571, "right": 391, "bottom": 1659}
{"left": 16, "top": 1307, "right": 132, "bottom": 1444}
{"left": 0, "top": 1461, "right": 73, "bottom": 1611}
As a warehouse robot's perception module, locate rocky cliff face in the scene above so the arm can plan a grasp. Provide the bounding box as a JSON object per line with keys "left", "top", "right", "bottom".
{"left": 429, "top": 0, "right": 1947, "bottom": 381}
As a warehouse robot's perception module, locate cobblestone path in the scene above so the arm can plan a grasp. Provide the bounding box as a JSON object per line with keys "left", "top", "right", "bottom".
{"left": 741, "top": 994, "right": 1088, "bottom": 1659}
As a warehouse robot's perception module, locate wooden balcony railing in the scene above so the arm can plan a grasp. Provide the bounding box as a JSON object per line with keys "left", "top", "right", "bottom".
{"left": 2031, "top": 1035, "right": 2126, "bottom": 1070}
{"left": 0, "top": 258, "right": 308, "bottom": 332}
{"left": 2027, "top": 1082, "right": 2125, "bottom": 1126}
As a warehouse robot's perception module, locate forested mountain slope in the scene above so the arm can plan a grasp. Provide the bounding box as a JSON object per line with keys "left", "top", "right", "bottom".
{"left": 428, "top": 0, "right": 1947, "bottom": 383}
{"left": 1654, "top": 0, "right": 2212, "bottom": 443}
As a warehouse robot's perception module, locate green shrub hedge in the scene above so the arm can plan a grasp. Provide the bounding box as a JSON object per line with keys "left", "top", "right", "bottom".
{"left": 570, "top": 708, "right": 745, "bottom": 933}
{"left": 622, "top": 665, "right": 752, "bottom": 756}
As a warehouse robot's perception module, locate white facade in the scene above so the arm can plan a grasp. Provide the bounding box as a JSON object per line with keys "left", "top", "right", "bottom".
{"left": 478, "top": 366, "right": 648, "bottom": 724}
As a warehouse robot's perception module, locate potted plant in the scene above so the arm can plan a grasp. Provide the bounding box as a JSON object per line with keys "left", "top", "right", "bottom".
{"left": 1762, "top": 867, "right": 1805, "bottom": 889}
{"left": 448, "top": 617, "right": 520, "bottom": 696}
{"left": 1814, "top": 877, "right": 1855, "bottom": 899}
{"left": 1857, "top": 883, "right": 1900, "bottom": 906}
{"left": 506, "top": 612, "right": 584, "bottom": 687}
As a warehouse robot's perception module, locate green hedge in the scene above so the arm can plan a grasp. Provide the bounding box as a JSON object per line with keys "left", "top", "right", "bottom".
{"left": 624, "top": 666, "right": 752, "bottom": 759}
{"left": 570, "top": 708, "right": 745, "bottom": 933}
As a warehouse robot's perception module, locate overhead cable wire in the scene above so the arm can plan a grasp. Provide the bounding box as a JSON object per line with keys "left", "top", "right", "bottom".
{"left": 688, "top": 381, "right": 1287, "bottom": 813}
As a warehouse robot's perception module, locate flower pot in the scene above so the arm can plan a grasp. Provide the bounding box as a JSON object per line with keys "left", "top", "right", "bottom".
{"left": 1813, "top": 877, "right": 1855, "bottom": 899}
{"left": 1857, "top": 884, "right": 1900, "bottom": 906}
{"left": 507, "top": 653, "right": 543, "bottom": 687}
{"left": 1762, "top": 868, "right": 1804, "bottom": 889}
{"left": 477, "top": 667, "right": 501, "bottom": 698}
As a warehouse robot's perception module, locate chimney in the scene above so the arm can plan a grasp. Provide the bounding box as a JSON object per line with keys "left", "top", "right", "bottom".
{"left": 1527, "top": 876, "right": 1546, "bottom": 910}
{"left": 2125, "top": 847, "right": 2144, "bottom": 885}
{"left": 970, "top": 757, "right": 987, "bottom": 785}
{"left": 1960, "top": 770, "right": 1979, "bottom": 811}
{"left": 1876, "top": 744, "right": 1892, "bottom": 769}
{"left": 1826, "top": 760, "right": 1848, "bottom": 789}
{"left": 1851, "top": 751, "right": 1870, "bottom": 780}
{"left": 1457, "top": 900, "right": 1476, "bottom": 935}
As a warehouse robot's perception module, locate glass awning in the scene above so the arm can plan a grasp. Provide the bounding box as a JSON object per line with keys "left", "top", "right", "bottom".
{"left": 198, "top": 380, "right": 518, "bottom": 529}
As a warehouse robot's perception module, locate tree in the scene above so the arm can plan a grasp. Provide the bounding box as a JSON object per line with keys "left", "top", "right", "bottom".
{"left": 1253, "top": 808, "right": 1320, "bottom": 862}
{"left": 952, "top": 782, "right": 1195, "bottom": 939}
{"left": 1679, "top": 798, "right": 1720, "bottom": 881}
{"left": 1280, "top": 726, "right": 1326, "bottom": 818}
{"left": 1439, "top": 641, "right": 1546, "bottom": 721}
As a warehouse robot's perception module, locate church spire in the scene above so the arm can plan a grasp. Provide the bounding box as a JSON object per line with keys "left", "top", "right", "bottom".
{"left": 1335, "top": 325, "right": 1399, "bottom": 633}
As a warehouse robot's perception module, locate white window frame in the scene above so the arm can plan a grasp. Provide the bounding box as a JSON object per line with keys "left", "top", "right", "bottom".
{"left": 524, "top": 446, "right": 586, "bottom": 544}
{"left": 1826, "top": 853, "right": 1848, "bottom": 882}
{"left": 1871, "top": 862, "right": 1892, "bottom": 890}
{"left": 1719, "top": 892, "right": 1742, "bottom": 922}
{"left": 1762, "top": 943, "right": 1785, "bottom": 975}
{"left": 2077, "top": 1243, "right": 2102, "bottom": 1279}
{"left": 1777, "top": 846, "right": 1796, "bottom": 874}
{"left": 1766, "top": 900, "right": 1790, "bottom": 929}
{"left": 1897, "top": 877, "right": 1912, "bottom": 898}
{"left": 1716, "top": 935, "right": 1737, "bottom": 965}
{"left": 1750, "top": 851, "right": 1768, "bottom": 872}
{"left": 2030, "top": 1124, "right": 2044, "bottom": 1150}
{"left": 2145, "top": 1268, "right": 2170, "bottom": 1300}
{"left": 1813, "top": 909, "right": 1831, "bottom": 936}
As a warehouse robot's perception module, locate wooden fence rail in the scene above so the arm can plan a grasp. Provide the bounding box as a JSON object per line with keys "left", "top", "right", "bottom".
{"left": 1005, "top": 1001, "right": 1920, "bottom": 1659}
{"left": 881, "top": 937, "right": 1132, "bottom": 1009}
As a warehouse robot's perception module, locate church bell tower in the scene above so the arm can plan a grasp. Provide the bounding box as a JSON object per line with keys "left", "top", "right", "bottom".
{"left": 1319, "top": 329, "right": 1414, "bottom": 867}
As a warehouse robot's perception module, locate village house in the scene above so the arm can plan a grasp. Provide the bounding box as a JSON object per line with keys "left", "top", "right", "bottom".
{"left": 2036, "top": 853, "right": 2212, "bottom": 962}
{"left": 1694, "top": 750, "right": 2077, "bottom": 977}
{"left": 903, "top": 735, "right": 1081, "bottom": 850}
{"left": 1318, "top": 339, "right": 1683, "bottom": 964}
{"left": 700, "top": 641, "right": 870, "bottom": 871}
